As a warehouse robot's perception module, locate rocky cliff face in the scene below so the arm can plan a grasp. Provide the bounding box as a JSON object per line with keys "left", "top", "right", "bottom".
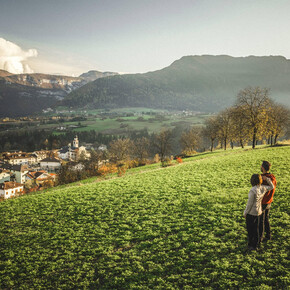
{"left": 2, "top": 73, "right": 86, "bottom": 93}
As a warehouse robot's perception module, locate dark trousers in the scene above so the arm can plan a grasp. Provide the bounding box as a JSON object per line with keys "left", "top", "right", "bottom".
{"left": 246, "top": 214, "right": 261, "bottom": 249}
{"left": 259, "top": 204, "right": 271, "bottom": 241}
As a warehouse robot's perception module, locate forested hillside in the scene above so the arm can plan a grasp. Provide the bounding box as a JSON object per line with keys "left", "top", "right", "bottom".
{"left": 0, "top": 146, "right": 289, "bottom": 288}
{"left": 63, "top": 55, "right": 290, "bottom": 112}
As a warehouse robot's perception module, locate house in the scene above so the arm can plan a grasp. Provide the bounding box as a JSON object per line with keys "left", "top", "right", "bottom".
{"left": 0, "top": 164, "right": 28, "bottom": 184}
{"left": 98, "top": 144, "right": 107, "bottom": 151}
{"left": 0, "top": 170, "right": 11, "bottom": 183}
{"left": 2, "top": 152, "right": 30, "bottom": 165}
{"left": 58, "top": 135, "right": 87, "bottom": 161}
{"left": 0, "top": 181, "right": 24, "bottom": 199}
{"left": 33, "top": 151, "right": 49, "bottom": 163}
{"left": 25, "top": 170, "right": 57, "bottom": 187}
{"left": 67, "top": 162, "right": 85, "bottom": 171}
{"left": 27, "top": 153, "right": 38, "bottom": 165}
{"left": 40, "top": 157, "right": 61, "bottom": 172}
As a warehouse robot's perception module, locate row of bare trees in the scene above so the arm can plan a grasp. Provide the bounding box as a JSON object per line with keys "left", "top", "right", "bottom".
{"left": 108, "top": 127, "right": 201, "bottom": 165}
{"left": 203, "top": 87, "right": 289, "bottom": 150}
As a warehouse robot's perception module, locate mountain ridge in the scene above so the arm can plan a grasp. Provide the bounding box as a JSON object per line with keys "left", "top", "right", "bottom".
{"left": 63, "top": 55, "right": 290, "bottom": 112}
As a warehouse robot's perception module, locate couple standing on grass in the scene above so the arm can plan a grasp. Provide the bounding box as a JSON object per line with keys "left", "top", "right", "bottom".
{"left": 243, "top": 161, "right": 277, "bottom": 251}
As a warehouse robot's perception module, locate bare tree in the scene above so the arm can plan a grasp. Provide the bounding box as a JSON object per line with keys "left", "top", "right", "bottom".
{"left": 216, "top": 109, "right": 233, "bottom": 150}
{"left": 180, "top": 127, "right": 201, "bottom": 154}
{"left": 236, "top": 87, "right": 271, "bottom": 148}
{"left": 230, "top": 106, "right": 251, "bottom": 148}
{"left": 203, "top": 116, "right": 218, "bottom": 151}
{"left": 266, "top": 103, "right": 290, "bottom": 145}
{"left": 109, "top": 138, "right": 133, "bottom": 162}
{"left": 152, "top": 129, "right": 173, "bottom": 163}
{"left": 133, "top": 137, "right": 150, "bottom": 163}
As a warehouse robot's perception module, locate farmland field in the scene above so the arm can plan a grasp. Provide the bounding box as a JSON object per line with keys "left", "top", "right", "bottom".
{"left": 0, "top": 109, "right": 209, "bottom": 135}
{"left": 0, "top": 146, "right": 289, "bottom": 288}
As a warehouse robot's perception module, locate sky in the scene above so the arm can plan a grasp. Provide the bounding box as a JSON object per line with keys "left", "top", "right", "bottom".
{"left": 0, "top": 0, "right": 290, "bottom": 76}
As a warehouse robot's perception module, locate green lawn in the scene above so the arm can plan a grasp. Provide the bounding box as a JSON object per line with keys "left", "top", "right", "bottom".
{"left": 0, "top": 146, "right": 289, "bottom": 288}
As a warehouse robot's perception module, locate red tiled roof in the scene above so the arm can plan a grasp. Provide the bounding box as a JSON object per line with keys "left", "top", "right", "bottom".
{"left": 0, "top": 181, "right": 23, "bottom": 190}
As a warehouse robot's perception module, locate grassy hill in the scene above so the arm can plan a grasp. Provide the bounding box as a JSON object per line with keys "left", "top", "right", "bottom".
{"left": 0, "top": 146, "right": 289, "bottom": 288}
{"left": 63, "top": 55, "right": 290, "bottom": 112}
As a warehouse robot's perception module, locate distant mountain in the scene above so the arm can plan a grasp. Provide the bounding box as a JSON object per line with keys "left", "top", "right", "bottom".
{"left": 79, "top": 70, "right": 119, "bottom": 82}
{"left": 63, "top": 55, "right": 290, "bottom": 112}
{"left": 0, "top": 70, "right": 118, "bottom": 117}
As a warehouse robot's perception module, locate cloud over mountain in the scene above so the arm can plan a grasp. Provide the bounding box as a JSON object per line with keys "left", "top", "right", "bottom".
{"left": 0, "top": 38, "right": 37, "bottom": 74}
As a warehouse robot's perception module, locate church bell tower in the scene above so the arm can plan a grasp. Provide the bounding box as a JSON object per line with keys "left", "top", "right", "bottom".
{"left": 73, "top": 135, "right": 79, "bottom": 148}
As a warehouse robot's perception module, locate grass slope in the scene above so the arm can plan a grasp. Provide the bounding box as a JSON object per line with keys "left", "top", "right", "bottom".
{"left": 0, "top": 146, "right": 289, "bottom": 288}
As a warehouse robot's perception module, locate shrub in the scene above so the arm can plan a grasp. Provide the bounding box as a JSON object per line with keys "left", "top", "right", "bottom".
{"left": 97, "top": 164, "right": 118, "bottom": 176}
{"left": 161, "top": 157, "right": 172, "bottom": 167}
{"left": 153, "top": 154, "right": 160, "bottom": 163}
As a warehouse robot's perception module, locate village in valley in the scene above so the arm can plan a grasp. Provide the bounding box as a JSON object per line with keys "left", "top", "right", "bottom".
{"left": 0, "top": 135, "right": 97, "bottom": 199}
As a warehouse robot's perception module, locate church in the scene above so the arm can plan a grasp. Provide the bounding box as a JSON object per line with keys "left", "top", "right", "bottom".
{"left": 58, "top": 136, "right": 87, "bottom": 161}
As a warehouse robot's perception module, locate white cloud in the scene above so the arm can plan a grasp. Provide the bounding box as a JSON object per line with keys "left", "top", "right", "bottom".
{"left": 0, "top": 38, "right": 37, "bottom": 74}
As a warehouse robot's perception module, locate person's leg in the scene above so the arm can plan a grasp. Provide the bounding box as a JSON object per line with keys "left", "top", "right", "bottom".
{"left": 264, "top": 204, "right": 272, "bottom": 239}
{"left": 259, "top": 208, "right": 265, "bottom": 242}
{"left": 252, "top": 215, "right": 260, "bottom": 249}
{"left": 246, "top": 214, "right": 255, "bottom": 249}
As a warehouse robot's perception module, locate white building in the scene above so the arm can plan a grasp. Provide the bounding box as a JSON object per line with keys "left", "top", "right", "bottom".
{"left": 32, "top": 151, "right": 49, "bottom": 163}
{"left": 0, "top": 181, "right": 24, "bottom": 199}
{"left": 2, "top": 152, "right": 30, "bottom": 165}
{"left": 40, "top": 157, "right": 61, "bottom": 172}
{"left": 58, "top": 135, "right": 87, "bottom": 161}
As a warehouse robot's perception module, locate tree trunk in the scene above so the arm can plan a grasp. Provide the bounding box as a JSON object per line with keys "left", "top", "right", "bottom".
{"left": 224, "top": 138, "right": 227, "bottom": 150}
{"left": 240, "top": 139, "right": 244, "bottom": 149}
{"left": 210, "top": 139, "right": 214, "bottom": 152}
{"left": 230, "top": 141, "right": 234, "bottom": 149}
{"left": 274, "top": 134, "right": 278, "bottom": 144}
{"left": 252, "top": 128, "right": 257, "bottom": 149}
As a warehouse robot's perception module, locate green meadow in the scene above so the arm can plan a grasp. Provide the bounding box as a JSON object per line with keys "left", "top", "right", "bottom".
{"left": 71, "top": 114, "right": 209, "bottom": 134}
{"left": 0, "top": 146, "right": 289, "bottom": 288}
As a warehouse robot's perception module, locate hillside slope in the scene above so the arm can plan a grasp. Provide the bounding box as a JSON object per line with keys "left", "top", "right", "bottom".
{"left": 63, "top": 55, "right": 290, "bottom": 112}
{"left": 0, "top": 146, "right": 289, "bottom": 288}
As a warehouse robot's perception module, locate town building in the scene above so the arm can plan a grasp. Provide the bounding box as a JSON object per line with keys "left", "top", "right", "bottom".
{"left": 0, "top": 181, "right": 24, "bottom": 199}
{"left": 33, "top": 151, "right": 49, "bottom": 163}
{"left": 0, "top": 164, "right": 28, "bottom": 184}
{"left": 40, "top": 157, "right": 61, "bottom": 172}
{"left": 25, "top": 170, "right": 56, "bottom": 187}
{"left": 2, "top": 152, "right": 30, "bottom": 165}
{"left": 58, "top": 135, "right": 87, "bottom": 161}
{"left": 0, "top": 169, "right": 11, "bottom": 183}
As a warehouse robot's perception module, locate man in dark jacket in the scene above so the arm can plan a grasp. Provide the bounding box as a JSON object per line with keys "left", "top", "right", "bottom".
{"left": 259, "top": 161, "right": 277, "bottom": 242}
